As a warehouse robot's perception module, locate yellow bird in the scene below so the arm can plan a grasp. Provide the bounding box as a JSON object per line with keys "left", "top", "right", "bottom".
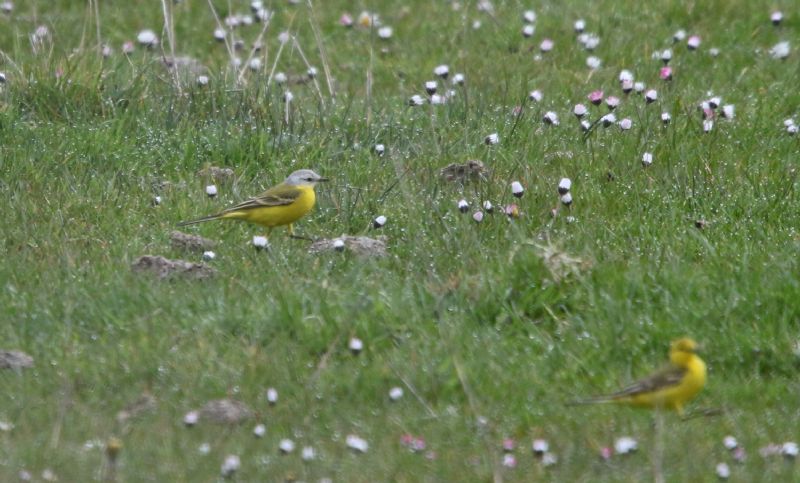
{"left": 571, "top": 338, "right": 707, "bottom": 415}
{"left": 177, "top": 169, "right": 328, "bottom": 238}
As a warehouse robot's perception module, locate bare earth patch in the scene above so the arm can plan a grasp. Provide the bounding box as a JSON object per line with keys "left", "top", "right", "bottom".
{"left": 170, "top": 231, "right": 217, "bottom": 253}
{"left": 309, "top": 235, "right": 388, "bottom": 258}
{"left": 0, "top": 350, "right": 34, "bottom": 370}
{"left": 199, "top": 399, "right": 254, "bottom": 424}
{"left": 440, "top": 159, "right": 488, "bottom": 183}
{"left": 131, "top": 255, "right": 216, "bottom": 280}
{"left": 197, "top": 166, "right": 235, "bottom": 183}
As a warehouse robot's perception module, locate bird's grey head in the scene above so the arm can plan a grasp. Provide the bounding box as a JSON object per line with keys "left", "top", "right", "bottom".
{"left": 284, "top": 169, "right": 328, "bottom": 186}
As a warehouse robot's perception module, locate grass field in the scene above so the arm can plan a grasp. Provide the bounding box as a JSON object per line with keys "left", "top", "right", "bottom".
{"left": 1, "top": 0, "right": 799, "bottom": 481}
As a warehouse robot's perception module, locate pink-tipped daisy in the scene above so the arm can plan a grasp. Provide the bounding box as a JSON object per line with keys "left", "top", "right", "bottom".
{"left": 511, "top": 181, "right": 524, "bottom": 198}
{"left": 540, "top": 39, "right": 554, "bottom": 52}
{"left": 605, "top": 96, "right": 620, "bottom": 110}
{"left": 522, "top": 24, "right": 535, "bottom": 38}
{"left": 645, "top": 89, "right": 658, "bottom": 103}
{"left": 687, "top": 35, "right": 701, "bottom": 50}
{"left": 588, "top": 90, "right": 603, "bottom": 105}
{"left": 586, "top": 56, "right": 601, "bottom": 69}
{"left": 621, "top": 79, "right": 634, "bottom": 94}
{"left": 573, "top": 104, "right": 588, "bottom": 118}
{"left": 425, "top": 81, "right": 437, "bottom": 95}
{"left": 660, "top": 66, "right": 672, "bottom": 81}
{"left": 543, "top": 111, "right": 559, "bottom": 125}
{"left": 600, "top": 113, "right": 616, "bottom": 127}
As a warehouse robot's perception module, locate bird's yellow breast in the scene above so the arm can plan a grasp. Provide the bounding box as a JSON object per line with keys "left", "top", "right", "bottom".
{"left": 629, "top": 355, "right": 707, "bottom": 411}
{"left": 223, "top": 185, "right": 316, "bottom": 228}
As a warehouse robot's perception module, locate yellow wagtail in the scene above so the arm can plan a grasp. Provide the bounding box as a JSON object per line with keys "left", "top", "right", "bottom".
{"left": 177, "top": 169, "right": 328, "bottom": 238}
{"left": 571, "top": 338, "right": 707, "bottom": 415}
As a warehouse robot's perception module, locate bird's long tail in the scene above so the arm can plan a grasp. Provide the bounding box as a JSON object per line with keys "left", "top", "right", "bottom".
{"left": 566, "top": 396, "right": 616, "bottom": 406}
{"left": 176, "top": 213, "right": 223, "bottom": 227}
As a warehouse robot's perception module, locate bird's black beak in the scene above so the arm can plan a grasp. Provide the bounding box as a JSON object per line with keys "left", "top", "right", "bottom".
{"left": 317, "top": 177, "right": 329, "bottom": 182}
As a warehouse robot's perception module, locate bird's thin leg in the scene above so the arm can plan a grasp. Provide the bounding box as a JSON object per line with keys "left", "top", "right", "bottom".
{"left": 288, "top": 224, "right": 313, "bottom": 241}
{"left": 653, "top": 409, "right": 665, "bottom": 483}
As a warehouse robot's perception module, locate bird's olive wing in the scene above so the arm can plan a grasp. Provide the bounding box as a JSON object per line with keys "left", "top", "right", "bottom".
{"left": 610, "top": 365, "right": 686, "bottom": 398}
{"left": 222, "top": 186, "right": 303, "bottom": 212}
